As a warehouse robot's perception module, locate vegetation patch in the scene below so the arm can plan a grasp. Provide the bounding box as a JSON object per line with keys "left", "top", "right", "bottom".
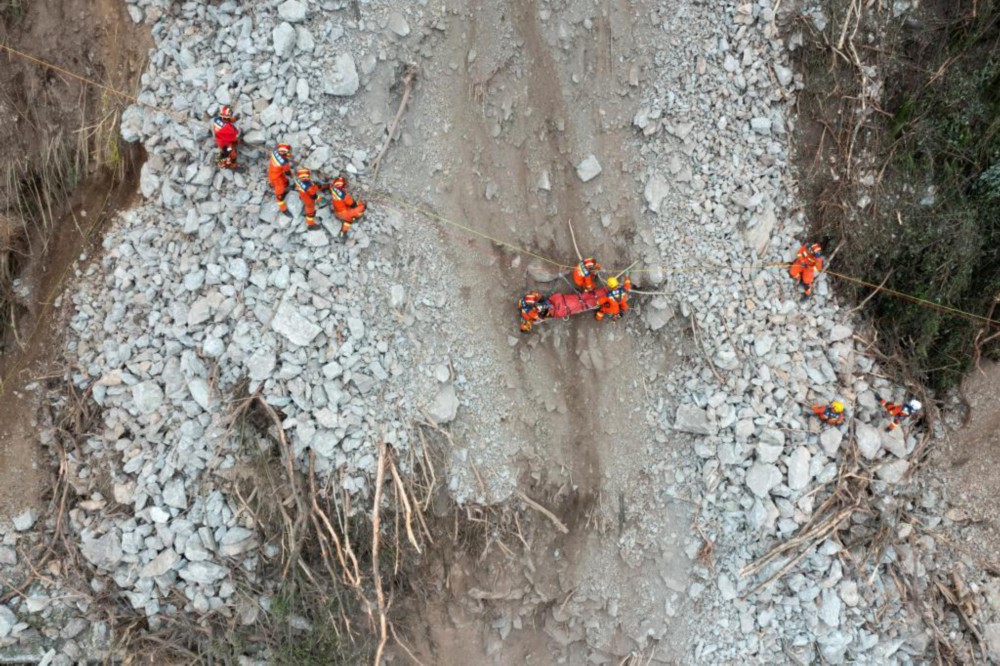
{"left": 794, "top": 0, "right": 1000, "bottom": 390}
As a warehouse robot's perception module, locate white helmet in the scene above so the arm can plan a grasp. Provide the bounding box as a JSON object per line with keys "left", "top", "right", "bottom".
{"left": 908, "top": 399, "right": 922, "bottom": 411}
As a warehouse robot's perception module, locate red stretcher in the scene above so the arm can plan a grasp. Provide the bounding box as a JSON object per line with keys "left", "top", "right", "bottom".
{"left": 547, "top": 286, "right": 608, "bottom": 319}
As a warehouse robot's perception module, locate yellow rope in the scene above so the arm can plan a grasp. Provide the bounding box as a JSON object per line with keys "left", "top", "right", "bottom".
{"left": 0, "top": 41, "right": 189, "bottom": 124}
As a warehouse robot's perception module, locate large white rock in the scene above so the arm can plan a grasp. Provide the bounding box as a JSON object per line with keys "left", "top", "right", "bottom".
{"left": 273, "top": 23, "right": 297, "bottom": 58}
{"left": 272, "top": 301, "right": 322, "bottom": 346}
{"left": 81, "top": 531, "right": 123, "bottom": 570}
{"left": 877, "top": 459, "right": 910, "bottom": 483}
{"left": 0, "top": 605, "right": 16, "bottom": 639}
{"left": 743, "top": 206, "right": 776, "bottom": 256}
{"left": 746, "top": 462, "right": 782, "bottom": 498}
{"left": 132, "top": 382, "right": 164, "bottom": 415}
{"left": 325, "top": 53, "right": 360, "bottom": 96}
{"left": 787, "top": 446, "right": 811, "bottom": 490}
{"left": 179, "top": 561, "right": 229, "bottom": 585}
{"left": 387, "top": 11, "right": 410, "bottom": 36}
{"left": 674, "top": 404, "right": 716, "bottom": 436}
{"left": 428, "top": 384, "right": 459, "bottom": 424}
{"left": 644, "top": 174, "right": 670, "bottom": 213}
{"left": 140, "top": 549, "right": 179, "bottom": 578}
{"left": 855, "top": 421, "right": 882, "bottom": 460}
{"left": 820, "top": 428, "right": 843, "bottom": 456}
{"left": 277, "top": 0, "right": 307, "bottom": 22}
{"left": 576, "top": 154, "right": 602, "bottom": 182}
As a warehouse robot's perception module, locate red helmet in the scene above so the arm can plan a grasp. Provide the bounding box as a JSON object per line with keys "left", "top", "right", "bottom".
{"left": 332, "top": 176, "right": 346, "bottom": 189}
{"left": 296, "top": 168, "right": 311, "bottom": 181}
{"left": 219, "top": 105, "right": 234, "bottom": 120}
{"left": 583, "top": 257, "right": 597, "bottom": 269}
{"left": 277, "top": 143, "right": 292, "bottom": 156}
{"left": 810, "top": 243, "right": 823, "bottom": 255}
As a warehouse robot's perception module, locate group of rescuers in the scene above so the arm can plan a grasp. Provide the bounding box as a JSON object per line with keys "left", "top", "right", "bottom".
{"left": 211, "top": 106, "right": 365, "bottom": 242}
{"left": 519, "top": 257, "right": 632, "bottom": 332}
{"left": 214, "top": 108, "right": 923, "bottom": 434}
{"left": 524, "top": 244, "right": 923, "bottom": 432}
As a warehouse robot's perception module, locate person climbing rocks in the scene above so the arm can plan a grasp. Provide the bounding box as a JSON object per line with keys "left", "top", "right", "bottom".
{"left": 572, "top": 257, "right": 602, "bottom": 292}
{"left": 268, "top": 143, "right": 294, "bottom": 217}
{"left": 874, "top": 393, "right": 922, "bottom": 432}
{"left": 519, "top": 291, "right": 551, "bottom": 333}
{"left": 812, "top": 400, "right": 845, "bottom": 426}
{"left": 329, "top": 175, "right": 366, "bottom": 243}
{"left": 789, "top": 242, "right": 824, "bottom": 299}
{"left": 210, "top": 105, "right": 240, "bottom": 169}
{"left": 294, "top": 167, "right": 325, "bottom": 229}
{"left": 595, "top": 275, "right": 631, "bottom": 321}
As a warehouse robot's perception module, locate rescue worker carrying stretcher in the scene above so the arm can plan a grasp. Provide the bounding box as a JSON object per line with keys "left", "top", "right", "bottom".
{"left": 789, "top": 242, "right": 824, "bottom": 299}
{"left": 210, "top": 106, "right": 240, "bottom": 169}
{"left": 595, "top": 276, "right": 631, "bottom": 321}
{"left": 294, "top": 167, "right": 326, "bottom": 229}
{"left": 812, "top": 400, "right": 845, "bottom": 426}
{"left": 572, "top": 257, "right": 601, "bottom": 292}
{"left": 519, "top": 292, "right": 552, "bottom": 333}
{"left": 874, "top": 393, "right": 922, "bottom": 432}
{"left": 329, "top": 175, "right": 366, "bottom": 243}
{"left": 268, "top": 143, "right": 294, "bottom": 218}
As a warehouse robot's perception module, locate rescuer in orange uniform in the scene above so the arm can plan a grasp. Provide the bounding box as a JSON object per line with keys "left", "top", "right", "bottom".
{"left": 294, "top": 167, "right": 325, "bottom": 229}
{"left": 789, "top": 242, "right": 824, "bottom": 299}
{"left": 875, "top": 394, "right": 922, "bottom": 432}
{"left": 329, "top": 175, "right": 366, "bottom": 242}
{"left": 595, "top": 276, "right": 631, "bottom": 321}
{"left": 210, "top": 105, "right": 240, "bottom": 169}
{"left": 268, "top": 143, "right": 294, "bottom": 217}
{"left": 812, "top": 400, "right": 845, "bottom": 426}
{"left": 572, "top": 257, "right": 601, "bottom": 292}
{"left": 519, "top": 292, "right": 551, "bottom": 333}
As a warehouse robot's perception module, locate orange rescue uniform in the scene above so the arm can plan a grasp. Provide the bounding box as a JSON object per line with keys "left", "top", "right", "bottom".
{"left": 329, "top": 178, "right": 366, "bottom": 239}
{"left": 789, "top": 244, "right": 824, "bottom": 296}
{"left": 295, "top": 177, "right": 324, "bottom": 228}
{"left": 595, "top": 277, "right": 631, "bottom": 321}
{"left": 572, "top": 259, "right": 601, "bottom": 292}
{"left": 268, "top": 150, "right": 293, "bottom": 213}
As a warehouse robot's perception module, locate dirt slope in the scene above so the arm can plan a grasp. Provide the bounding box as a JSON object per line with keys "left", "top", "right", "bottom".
{"left": 0, "top": 0, "right": 149, "bottom": 522}
{"left": 376, "top": 0, "right": 694, "bottom": 661}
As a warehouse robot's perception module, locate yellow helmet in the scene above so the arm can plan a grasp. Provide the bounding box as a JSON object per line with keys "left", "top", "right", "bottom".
{"left": 832, "top": 400, "right": 844, "bottom": 413}
{"left": 606, "top": 276, "right": 620, "bottom": 289}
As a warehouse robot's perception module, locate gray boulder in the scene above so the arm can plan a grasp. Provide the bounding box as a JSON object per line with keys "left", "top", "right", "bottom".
{"left": 674, "top": 405, "right": 716, "bottom": 436}
{"left": 325, "top": 53, "right": 360, "bottom": 96}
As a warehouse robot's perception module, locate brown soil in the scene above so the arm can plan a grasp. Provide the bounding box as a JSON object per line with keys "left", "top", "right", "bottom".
{"left": 935, "top": 361, "right": 1000, "bottom": 570}
{"left": 0, "top": 0, "right": 150, "bottom": 523}
{"left": 381, "top": 0, "right": 692, "bottom": 661}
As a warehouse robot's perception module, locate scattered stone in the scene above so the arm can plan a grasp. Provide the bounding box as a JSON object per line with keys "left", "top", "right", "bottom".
{"left": 674, "top": 405, "right": 716, "bottom": 436}
{"left": 428, "top": 384, "right": 459, "bottom": 424}
{"left": 132, "top": 382, "right": 164, "bottom": 415}
{"left": 325, "top": 53, "right": 360, "bottom": 96}
{"left": 819, "top": 428, "right": 843, "bottom": 457}
{"left": 277, "top": 0, "right": 307, "bottom": 22}
{"left": 0, "top": 605, "right": 16, "bottom": 639}
{"left": 272, "top": 301, "right": 322, "bottom": 346}
{"left": 272, "top": 23, "right": 297, "bottom": 58}
{"left": 12, "top": 508, "right": 38, "bottom": 532}
{"left": 140, "top": 549, "right": 180, "bottom": 578}
{"left": 830, "top": 324, "right": 852, "bottom": 342}
{"left": 387, "top": 11, "right": 410, "bottom": 36}
{"left": 746, "top": 462, "right": 782, "bottom": 498}
{"left": 787, "top": 447, "right": 811, "bottom": 490}
{"left": 644, "top": 174, "right": 670, "bottom": 213}
{"left": 81, "top": 531, "right": 123, "bottom": 570}
{"left": 179, "top": 561, "right": 229, "bottom": 585}
{"left": 576, "top": 155, "right": 602, "bottom": 182}
{"left": 855, "top": 422, "right": 881, "bottom": 460}
{"left": 876, "top": 459, "right": 910, "bottom": 483}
